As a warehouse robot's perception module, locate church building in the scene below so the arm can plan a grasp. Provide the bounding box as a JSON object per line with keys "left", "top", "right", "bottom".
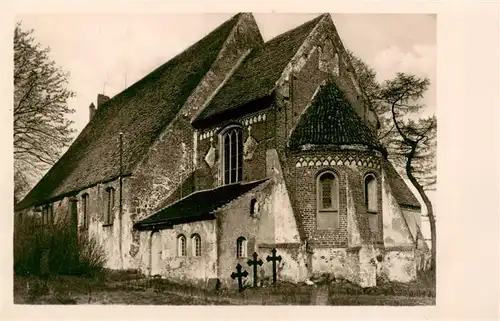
{"left": 16, "top": 13, "right": 429, "bottom": 289}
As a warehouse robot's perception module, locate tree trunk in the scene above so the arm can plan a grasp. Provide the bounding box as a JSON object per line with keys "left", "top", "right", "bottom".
{"left": 405, "top": 151, "right": 436, "bottom": 279}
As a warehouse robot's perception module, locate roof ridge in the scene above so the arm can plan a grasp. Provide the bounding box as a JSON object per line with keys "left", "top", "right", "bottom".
{"left": 211, "top": 179, "right": 270, "bottom": 214}
{"left": 262, "top": 13, "right": 325, "bottom": 46}
{"left": 269, "top": 14, "right": 328, "bottom": 95}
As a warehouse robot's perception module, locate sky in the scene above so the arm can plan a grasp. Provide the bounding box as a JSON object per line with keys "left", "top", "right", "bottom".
{"left": 16, "top": 13, "right": 436, "bottom": 241}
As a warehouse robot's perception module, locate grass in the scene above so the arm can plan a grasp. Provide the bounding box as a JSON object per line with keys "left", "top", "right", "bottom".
{"left": 15, "top": 271, "right": 435, "bottom": 305}
{"left": 328, "top": 269, "right": 436, "bottom": 305}
{"left": 329, "top": 294, "right": 435, "bottom": 306}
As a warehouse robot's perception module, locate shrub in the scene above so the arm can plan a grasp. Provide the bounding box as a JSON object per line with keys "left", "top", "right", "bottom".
{"left": 14, "top": 215, "right": 43, "bottom": 276}
{"left": 77, "top": 235, "right": 106, "bottom": 276}
{"left": 14, "top": 215, "right": 106, "bottom": 277}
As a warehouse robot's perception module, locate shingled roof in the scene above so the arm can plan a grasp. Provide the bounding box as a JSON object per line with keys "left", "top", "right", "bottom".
{"left": 16, "top": 14, "right": 243, "bottom": 211}
{"left": 382, "top": 160, "right": 422, "bottom": 209}
{"left": 289, "top": 80, "right": 384, "bottom": 151}
{"left": 193, "top": 14, "right": 325, "bottom": 127}
{"left": 134, "top": 179, "right": 267, "bottom": 230}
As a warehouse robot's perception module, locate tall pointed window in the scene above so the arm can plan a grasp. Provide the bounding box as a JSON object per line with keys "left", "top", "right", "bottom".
{"left": 364, "top": 174, "right": 378, "bottom": 213}
{"left": 364, "top": 174, "right": 379, "bottom": 233}
{"left": 105, "top": 187, "right": 115, "bottom": 225}
{"left": 191, "top": 234, "right": 201, "bottom": 257}
{"left": 177, "top": 234, "right": 187, "bottom": 257}
{"left": 236, "top": 237, "right": 247, "bottom": 258}
{"left": 82, "top": 194, "right": 89, "bottom": 229}
{"left": 221, "top": 126, "right": 243, "bottom": 185}
{"left": 317, "top": 171, "right": 339, "bottom": 230}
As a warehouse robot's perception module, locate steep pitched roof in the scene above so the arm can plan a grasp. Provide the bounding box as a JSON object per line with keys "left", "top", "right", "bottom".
{"left": 193, "top": 14, "right": 325, "bottom": 126}
{"left": 17, "top": 14, "right": 243, "bottom": 211}
{"left": 134, "top": 179, "right": 267, "bottom": 230}
{"left": 382, "top": 160, "right": 422, "bottom": 209}
{"left": 289, "top": 80, "right": 384, "bottom": 151}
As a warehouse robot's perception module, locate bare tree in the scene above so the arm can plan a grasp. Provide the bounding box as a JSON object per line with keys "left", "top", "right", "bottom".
{"left": 14, "top": 22, "right": 76, "bottom": 202}
{"left": 379, "top": 73, "right": 437, "bottom": 273}
{"left": 348, "top": 52, "right": 437, "bottom": 273}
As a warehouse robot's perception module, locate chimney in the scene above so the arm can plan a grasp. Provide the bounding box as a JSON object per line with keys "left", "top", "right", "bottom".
{"left": 89, "top": 103, "right": 96, "bottom": 121}
{"left": 97, "top": 94, "right": 110, "bottom": 108}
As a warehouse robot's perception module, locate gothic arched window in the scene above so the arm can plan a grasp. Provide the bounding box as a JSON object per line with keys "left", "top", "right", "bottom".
{"left": 317, "top": 171, "right": 339, "bottom": 230}
{"left": 236, "top": 236, "right": 247, "bottom": 258}
{"left": 364, "top": 173, "right": 379, "bottom": 233}
{"left": 364, "top": 174, "right": 378, "bottom": 213}
{"left": 177, "top": 234, "right": 187, "bottom": 257}
{"left": 221, "top": 126, "right": 243, "bottom": 185}
{"left": 250, "top": 198, "right": 258, "bottom": 216}
{"left": 191, "top": 234, "right": 201, "bottom": 257}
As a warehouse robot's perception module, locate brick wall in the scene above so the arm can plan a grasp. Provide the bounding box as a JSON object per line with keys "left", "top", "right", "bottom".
{"left": 136, "top": 219, "right": 218, "bottom": 287}
{"left": 284, "top": 150, "right": 384, "bottom": 248}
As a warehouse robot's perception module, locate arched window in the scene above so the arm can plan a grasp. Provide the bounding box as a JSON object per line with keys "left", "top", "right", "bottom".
{"left": 177, "top": 234, "right": 186, "bottom": 257}
{"left": 236, "top": 237, "right": 247, "bottom": 258}
{"left": 250, "top": 198, "right": 258, "bottom": 216}
{"left": 221, "top": 126, "right": 243, "bottom": 185}
{"left": 191, "top": 234, "right": 201, "bottom": 257}
{"left": 364, "top": 174, "right": 378, "bottom": 213}
{"left": 81, "top": 194, "right": 89, "bottom": 229}
{"left": 365, "top": 174, "right": 379, "bottom": 233}
{"left": 317, "top": 171, "right": 339, "bottom": 230}
{"left": 105, "top": 187, "right": 115, "bottom": 225}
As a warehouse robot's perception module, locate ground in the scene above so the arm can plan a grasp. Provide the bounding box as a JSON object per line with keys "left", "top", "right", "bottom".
{"left": 14, "top": 270, "right": 435, "bottom": 305}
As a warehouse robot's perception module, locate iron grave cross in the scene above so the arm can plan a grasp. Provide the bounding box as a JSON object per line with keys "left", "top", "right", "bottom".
{"left": 247, "top": 252, "right": 263, "bottom": 287}
{"left": 231, "top": 263, "right": 248, "bottom": 292}
{"left": 266, "top": 248, "right": 282, "bottom": 284}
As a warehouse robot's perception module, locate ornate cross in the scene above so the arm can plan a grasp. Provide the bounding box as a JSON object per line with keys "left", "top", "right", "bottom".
{"left": 247, "top": 252, "right": 263, "bottom": 287}
{"left": 231, "top": 263, "right": 248, "bottom": 292}
{"left": 266, "top": 248, "right": 282, "bottom": 284}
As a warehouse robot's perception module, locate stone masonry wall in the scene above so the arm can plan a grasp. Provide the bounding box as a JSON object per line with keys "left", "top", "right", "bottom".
{"left": 137, "top": 220, "right": 218, "bottom": 287}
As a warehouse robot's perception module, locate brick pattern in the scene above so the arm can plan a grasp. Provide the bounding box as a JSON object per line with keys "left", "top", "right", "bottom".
{"left": 285, "top": 150, "right": 384, "bottom": 248}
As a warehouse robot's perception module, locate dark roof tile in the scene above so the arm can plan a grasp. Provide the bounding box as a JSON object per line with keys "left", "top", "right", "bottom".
{"left": 193, "top": 14, "right": 325, "bottom": 125}
{"left": 382, "top": 160, "right": 421, "bottom": 209}
{"left": 17, "top": 14, "right": 243, "bottom": 210}
{"left": 134, "top": 179, "right": 267, "bottom": 229}
{"left": 289, "top": 80, "right": 383, "bottom": 151}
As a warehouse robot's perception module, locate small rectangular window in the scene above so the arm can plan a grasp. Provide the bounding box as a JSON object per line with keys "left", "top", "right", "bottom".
{"left": 41, "top": 205, "right": 53, "bottom": 226}
{"left": 105, "top": 188, "right": 115, "bottom": 225}
{"left": 48, "top": 204, "right": 53, "bottom": 225}
{"left": 82, "top": 194, "right": 89, "bottom": 229}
